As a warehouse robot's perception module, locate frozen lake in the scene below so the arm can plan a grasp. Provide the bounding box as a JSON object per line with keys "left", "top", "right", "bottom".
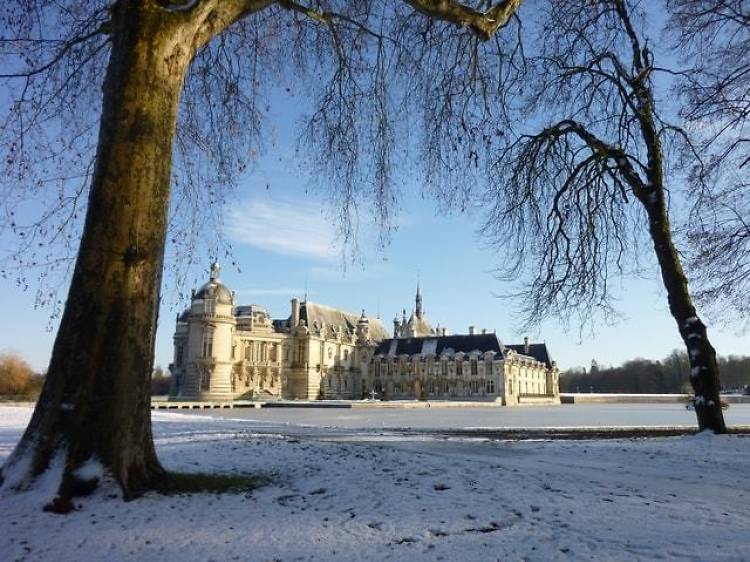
{"left": 168, "top": 403, "right": 750, "bottom": 430}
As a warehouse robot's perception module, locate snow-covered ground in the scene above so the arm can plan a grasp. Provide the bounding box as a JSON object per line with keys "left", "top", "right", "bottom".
{"left": 2, "top": 406, "right": 749, "bottom": 561}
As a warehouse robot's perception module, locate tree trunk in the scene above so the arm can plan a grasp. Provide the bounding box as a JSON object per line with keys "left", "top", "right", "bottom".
{"left": 0, "top": 3, "right": 195, "bottom": 510}
{"left": 640, "top": 190, "right": 727, "bottom": 433}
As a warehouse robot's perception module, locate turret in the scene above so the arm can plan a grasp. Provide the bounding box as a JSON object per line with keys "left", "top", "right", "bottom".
{"left": 357, "top": 309, "right": 370, "bottom": 343}
{"left": 182, "top": 261, "right": 236, "bottom": 400}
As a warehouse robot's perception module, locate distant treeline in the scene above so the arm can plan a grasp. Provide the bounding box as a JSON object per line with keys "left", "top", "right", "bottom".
{"left": 151, "top": 366, "right": 171, "bottom": 396}
{"left": 0, "top": 353, "right": 44, "bottom": 399}
{"left": 0, "top": 355, "right": 171, "bottom": 399}
{"left": 561, "top": 351, "right": 750, "bottom": 394}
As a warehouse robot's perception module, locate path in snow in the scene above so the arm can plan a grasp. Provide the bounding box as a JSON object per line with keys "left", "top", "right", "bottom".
{"left": 1, "top": 406, "right": 749, "bottom": 561}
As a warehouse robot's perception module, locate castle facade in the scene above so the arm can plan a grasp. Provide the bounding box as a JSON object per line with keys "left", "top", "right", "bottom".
{"left": 168, "top": 264, "right": 559, "bottom": 405}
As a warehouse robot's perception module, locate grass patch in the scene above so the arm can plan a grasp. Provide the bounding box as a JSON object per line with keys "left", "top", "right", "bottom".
{"left": 156, "top": 471, "right": 270, "bottom": 495}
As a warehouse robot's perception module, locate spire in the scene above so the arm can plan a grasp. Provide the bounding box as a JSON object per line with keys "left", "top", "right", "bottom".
{"left": 415, "top": 278, "right": 423, "bottom": 318}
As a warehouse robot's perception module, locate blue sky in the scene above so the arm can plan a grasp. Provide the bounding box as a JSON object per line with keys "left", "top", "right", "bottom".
{"left": 1, "top": 98, "right": 748, "bottom": 374}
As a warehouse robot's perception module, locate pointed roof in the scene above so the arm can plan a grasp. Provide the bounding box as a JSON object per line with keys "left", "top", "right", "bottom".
{"left": 300, "top": 301, "right": 389, "bottom": 341}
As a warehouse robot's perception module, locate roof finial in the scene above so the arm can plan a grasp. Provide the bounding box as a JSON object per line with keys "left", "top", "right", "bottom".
{"left": 210, "top": 261, "right": 221, "bottom": 281}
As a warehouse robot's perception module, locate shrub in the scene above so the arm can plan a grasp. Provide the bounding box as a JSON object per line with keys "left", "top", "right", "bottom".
{"left": 0, "top": 353, "right": 42, "bottom": 397}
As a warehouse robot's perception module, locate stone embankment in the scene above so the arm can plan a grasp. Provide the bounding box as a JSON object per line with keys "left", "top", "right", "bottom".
{"left": 560, "top": 393, "right": 750, "bottom": 404}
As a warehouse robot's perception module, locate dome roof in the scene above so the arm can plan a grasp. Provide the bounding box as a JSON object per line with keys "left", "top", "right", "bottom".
{"left": 193, "top": 281, "right": 233, "bottom": 304}
{"left": 192, "top": 261, "right": 233, "bottom": 304}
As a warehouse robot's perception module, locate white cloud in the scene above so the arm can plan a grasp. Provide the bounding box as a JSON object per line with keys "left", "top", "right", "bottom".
{"left": 225, "top": 197, "right": 339, "bottom": 261}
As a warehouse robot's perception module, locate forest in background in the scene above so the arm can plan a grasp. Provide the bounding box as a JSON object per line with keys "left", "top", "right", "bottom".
{"left": 562, "top": 352, "right": 750, "bottom": 394}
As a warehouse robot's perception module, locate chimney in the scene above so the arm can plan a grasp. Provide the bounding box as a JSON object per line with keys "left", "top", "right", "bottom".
{"left": 291, "top": 298, "right": 300, "bottom": 328}
{"left": 469, "top": 325, "right": 475, "bottom": 335}
{"left": 524, "top": 336, "right": 530, "bottom": 354}
{"left": 442, "top": 328, "right": 447, "bottom": 336}
{"left": 481, "top": 328, "right": 487, "bottom": 335}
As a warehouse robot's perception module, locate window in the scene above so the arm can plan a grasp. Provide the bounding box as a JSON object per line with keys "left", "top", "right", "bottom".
{"left": 441, "top": 361, "right": 448, "bottom": 376}
{"left": 456, "top": 361, "right": 463, "bottom": 375}
{"left": 201, "top": 330, "right": 213, "bottom": 359}
{"left": 470, "top": 360, "right": 478, "bottom": 375}
{"left": 231, "top": 345, "right": 236, "bottom": 359}
{"left": 486, "top": 379, "right": 495, "bottom": 394}
{"left": 344, "top": 349, "right": 349, "bottom": 361}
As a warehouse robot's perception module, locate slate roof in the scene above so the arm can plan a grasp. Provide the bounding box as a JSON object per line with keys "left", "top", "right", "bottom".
{"left": 301, "top": 301, "right": 390, "bottom": 341}
{"left": 375, "top": 333, "right": 503, "bottom": 357}
{"left": 505, "top": 343, "right": 553, "bottom": 368}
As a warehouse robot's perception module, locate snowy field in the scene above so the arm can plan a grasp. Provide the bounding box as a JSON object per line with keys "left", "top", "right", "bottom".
{"left": 2, "top": 406, "right": 750, "bottom": 561}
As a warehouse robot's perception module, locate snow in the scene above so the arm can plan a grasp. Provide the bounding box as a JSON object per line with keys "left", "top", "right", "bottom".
{"left": 421, "top": 338, "right": 437, "bottom": 356}
{"left": 684, "top": 317, "right": 700, "bottom": 327}
{"left": 1, "top": 405, "right": 749, "bottom": 561}
{"left": 73, "top": 457, "right": 104, "bottom": 483}
{"left": 387, "top": 339, "right": 398, "bottom": 357}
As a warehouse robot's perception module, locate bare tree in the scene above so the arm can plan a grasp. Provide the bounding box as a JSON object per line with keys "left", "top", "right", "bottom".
{"left": 667, "top": 0, "right": 750, "bottom": 323}
{"left": 0, "top": 0, "right": 523, "bottom": 510}
{"left": 480, "top": 0, "right": 727, "bottom": 432}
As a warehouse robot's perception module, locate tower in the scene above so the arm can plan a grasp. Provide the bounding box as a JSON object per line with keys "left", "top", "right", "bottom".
{"left": 357, "top": 309, "right": 370, "bottom": 343}
{"left": 180, "top": 261, "right": 236, "bottom": 400}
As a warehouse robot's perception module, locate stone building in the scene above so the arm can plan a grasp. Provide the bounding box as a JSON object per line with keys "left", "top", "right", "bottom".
{"left": 169, "top": 264, "right": 559, "bottom": 405}
{"left": 368, "top": 332, "right": 559, "bottom": 404}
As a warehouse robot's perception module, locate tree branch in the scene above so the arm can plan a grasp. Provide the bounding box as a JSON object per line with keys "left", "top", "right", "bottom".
{"left": 405, "top": 0, "right": 523, "bottom": 40}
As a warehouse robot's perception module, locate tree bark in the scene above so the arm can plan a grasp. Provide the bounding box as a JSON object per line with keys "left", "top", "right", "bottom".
{"left": 0, "top": 2, "right": 196, "bottom": 510}
{"left": 640, "top": 189, "right": 727, "bottom": 433}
